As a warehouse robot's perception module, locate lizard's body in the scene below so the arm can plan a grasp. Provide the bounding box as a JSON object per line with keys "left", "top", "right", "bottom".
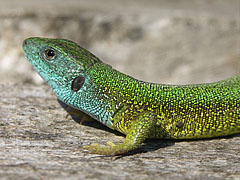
{"left": 23, "top": 37, "right": 240, "bottom": 155}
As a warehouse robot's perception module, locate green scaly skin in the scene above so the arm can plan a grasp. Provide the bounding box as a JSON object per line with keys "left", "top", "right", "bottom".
{"left": 22, "top": 37, "right": 240, "bottom": 155}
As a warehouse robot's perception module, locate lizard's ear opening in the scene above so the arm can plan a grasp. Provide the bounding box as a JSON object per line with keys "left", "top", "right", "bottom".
{"left": 42, "top": 48, "right": 57, "bottom": 61}
{"left": 71, "top": 75, "right": 85, "bottom": 92}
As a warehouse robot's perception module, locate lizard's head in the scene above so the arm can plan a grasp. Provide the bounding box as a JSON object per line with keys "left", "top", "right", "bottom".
{"left": 22, "top": 36, "right": 102, "bottom": 87}
{"left": 23, "top": 37, "right": 114, "bottom": 127}
{"left": 23, "top": 37, "right": 120, "bottom": 127}
{"left": 22, "top": 37, "right": 103, "bottom": 106}
{"left": 22, "top": 37, "right": 102, "bottom": 80}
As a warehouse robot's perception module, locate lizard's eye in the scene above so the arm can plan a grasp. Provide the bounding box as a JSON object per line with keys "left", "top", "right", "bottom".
{"left": 44, "top": 49, "right": 56, "bottom": 60}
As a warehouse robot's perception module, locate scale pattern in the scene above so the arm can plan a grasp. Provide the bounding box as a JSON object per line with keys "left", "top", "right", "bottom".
{"left": 23, "top": 37, "right": 240, "bottom": 155}
{"left": 88, "top": 64, "right": 240, "bottom": 139}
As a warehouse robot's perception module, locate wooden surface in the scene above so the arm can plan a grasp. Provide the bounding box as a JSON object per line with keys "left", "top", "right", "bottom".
{"left": 0, "top": 84, "right": 239, "bottom": 180}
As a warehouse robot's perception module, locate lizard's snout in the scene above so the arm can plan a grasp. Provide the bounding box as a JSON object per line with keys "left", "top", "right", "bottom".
{"left": 23, "top": 39, "right": 28, "bottom": 46}
{"left": 22, "top": 38, "right": 32, "bottom": 51}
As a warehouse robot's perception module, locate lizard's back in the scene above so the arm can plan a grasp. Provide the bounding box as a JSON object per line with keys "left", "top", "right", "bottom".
{"left": 89, "top": 64, "right": 240, "bottom": 139}
{"left": 152, "top": 75, "right": 240, "bottom": 139}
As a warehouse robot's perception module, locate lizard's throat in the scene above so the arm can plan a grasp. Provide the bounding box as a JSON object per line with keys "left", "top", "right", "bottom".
{"left": 53, "top": 85, "right": 114, "bottom": 128}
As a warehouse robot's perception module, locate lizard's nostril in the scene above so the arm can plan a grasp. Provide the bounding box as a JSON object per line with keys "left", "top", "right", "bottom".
{"left": 23, "top": 40, "right": 28, "bottom": 46}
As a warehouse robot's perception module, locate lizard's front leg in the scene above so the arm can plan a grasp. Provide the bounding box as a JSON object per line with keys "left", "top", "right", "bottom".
{"left": 65, "top": 106, "right": 94, "bottom": 124}
{"left": 83, "top": 111, "right": 157, "bottom": 156}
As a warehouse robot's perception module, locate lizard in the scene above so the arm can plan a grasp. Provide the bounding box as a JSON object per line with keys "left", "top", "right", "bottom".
{"left": 22, "top": 37, "right": 240, "bottom": 156}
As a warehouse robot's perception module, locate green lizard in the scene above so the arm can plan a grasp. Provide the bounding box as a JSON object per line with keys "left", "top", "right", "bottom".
{"left": 22, "top": 37, "right": 240, "bottom": 155}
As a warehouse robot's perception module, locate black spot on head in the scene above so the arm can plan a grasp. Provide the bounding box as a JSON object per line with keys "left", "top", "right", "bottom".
{"left": 71, "top": 76, "right": 85, "bottom": 92}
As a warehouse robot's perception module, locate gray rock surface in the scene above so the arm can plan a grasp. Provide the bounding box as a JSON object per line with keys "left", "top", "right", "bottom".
{"left": 0, "top": 0, "right": 239, "bottom": 179}
{"left": 0, "top": 83, "right": 240, "bottom": 180}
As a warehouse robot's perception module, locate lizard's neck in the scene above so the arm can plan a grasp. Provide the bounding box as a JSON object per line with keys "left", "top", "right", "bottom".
{"left": 88, "top": 63, "right": 240, "bottom": 113}
{"left": 53, "top": 75, "right": 116, "bottom": 128}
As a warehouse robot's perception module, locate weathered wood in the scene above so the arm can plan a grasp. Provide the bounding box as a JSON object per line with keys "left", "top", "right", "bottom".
{"left": 0, "top": 84, "right": 239, "bottom": 180}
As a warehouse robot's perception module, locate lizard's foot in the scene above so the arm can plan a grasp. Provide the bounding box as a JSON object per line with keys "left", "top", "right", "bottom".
{"left": 83, "top": 111, "right": 157, "bottom": 156}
